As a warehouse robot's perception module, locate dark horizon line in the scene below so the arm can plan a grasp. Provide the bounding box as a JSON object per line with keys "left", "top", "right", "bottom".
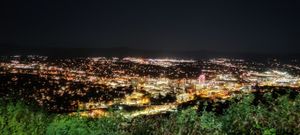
{"left": 1, "top": 45, "right": 299, "bottom": 60}
{"left": 1, "top": 43, "right": 299, "bottom": 55}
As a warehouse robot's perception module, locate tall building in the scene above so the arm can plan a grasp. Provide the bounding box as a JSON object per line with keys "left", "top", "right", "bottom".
{"left": 198, "top": 74, "right": 206, "bottom": 84}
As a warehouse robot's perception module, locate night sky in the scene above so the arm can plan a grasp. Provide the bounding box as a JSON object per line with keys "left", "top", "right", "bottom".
{"left": 2, "top": 0, "right": 300, "bottom": 53}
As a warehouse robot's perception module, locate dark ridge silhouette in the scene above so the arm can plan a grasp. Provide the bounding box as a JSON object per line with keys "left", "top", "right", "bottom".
{"left": 1, "top": 44, "right": 299, "bottom": 59}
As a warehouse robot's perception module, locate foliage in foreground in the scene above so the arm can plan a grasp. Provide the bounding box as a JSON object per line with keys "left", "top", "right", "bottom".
{"left": 0, "top": 101, "right": 49, "bottom": 135}
{"left": 46, "top": 114, "right": 123, "bottom": 135}
{"left": 129, "top": 93, "right": 300, "bottom": 135}
{"left": 1, "top": 92, "right": 300, "bottom": 135}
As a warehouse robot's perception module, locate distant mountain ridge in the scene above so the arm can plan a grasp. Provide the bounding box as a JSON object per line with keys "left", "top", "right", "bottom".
{"left": 0, "top": 45, "right": 299, "bottom": 59}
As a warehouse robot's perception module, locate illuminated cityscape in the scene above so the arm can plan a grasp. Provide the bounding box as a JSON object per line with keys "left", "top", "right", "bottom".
{"left": 2, "top": 0, "right": 300, "bottom": 134}
{"left": 1, "top": 55, "right": 299, "bottom": 118}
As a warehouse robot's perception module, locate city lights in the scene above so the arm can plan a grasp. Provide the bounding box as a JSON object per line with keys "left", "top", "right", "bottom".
{"left": 0, "top": 55, "right": 299, "bottom": 118}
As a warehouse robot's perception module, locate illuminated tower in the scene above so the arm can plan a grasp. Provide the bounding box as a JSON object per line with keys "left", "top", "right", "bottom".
{"left": 198, "top": 74, "right": 206, "bottom": 84}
